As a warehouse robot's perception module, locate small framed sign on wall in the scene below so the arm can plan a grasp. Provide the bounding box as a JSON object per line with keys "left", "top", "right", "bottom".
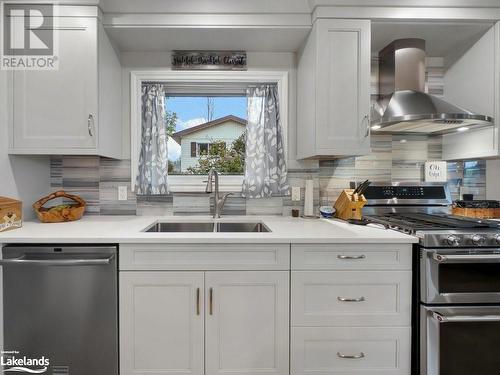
{"left": 172, "top": 51, "right": 247, "bottom": 70}
{"left": 425, "top": 161, "right": 448, "bottom": 182}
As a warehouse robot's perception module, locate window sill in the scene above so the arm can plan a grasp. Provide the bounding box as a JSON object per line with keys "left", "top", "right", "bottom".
{"left": 168, "top": 175, "right": 244, "bottom": 193}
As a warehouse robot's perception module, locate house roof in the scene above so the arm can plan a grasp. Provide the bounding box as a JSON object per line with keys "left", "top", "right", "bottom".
{"left": 172, "top": 115, "right": 247, "bottom": 145}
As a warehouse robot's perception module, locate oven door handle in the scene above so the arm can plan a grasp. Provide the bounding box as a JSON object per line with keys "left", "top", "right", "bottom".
{"left": 433, "top": 312, "right": 500, "bottom": 323}
{"left": 433, "top": 253, "right": 500, "bottom": 263}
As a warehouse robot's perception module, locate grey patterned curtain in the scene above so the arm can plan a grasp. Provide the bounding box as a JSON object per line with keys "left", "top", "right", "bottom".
{"left": 241, "top": 85, "right": 290, "bottom": 198}
{"left": 135, "top": 83, "right": 169, "bottom": 195}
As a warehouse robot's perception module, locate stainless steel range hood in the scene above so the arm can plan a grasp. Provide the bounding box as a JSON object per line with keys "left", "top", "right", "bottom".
{"left": 371, "top": 38, "right": 493, "bottom": 134}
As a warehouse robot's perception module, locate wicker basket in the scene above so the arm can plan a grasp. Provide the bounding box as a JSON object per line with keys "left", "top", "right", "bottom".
{"left": 33, "top": 191, "right": 86, "bottom": 223}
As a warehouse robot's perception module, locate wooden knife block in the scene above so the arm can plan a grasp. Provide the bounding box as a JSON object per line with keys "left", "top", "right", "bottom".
{"left": 334, "top": 189, "right": 367, "bottom": 220}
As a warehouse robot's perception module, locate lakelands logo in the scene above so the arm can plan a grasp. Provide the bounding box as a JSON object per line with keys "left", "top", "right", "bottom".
{"left": 0, "top": 2, "right": 59, "bottom": 70}
{"left": 1, "top": 351, "right": 50, "bottom": 373}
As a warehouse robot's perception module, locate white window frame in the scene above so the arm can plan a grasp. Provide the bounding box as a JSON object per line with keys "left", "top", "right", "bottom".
{"left": 130, "top": 70, "right": 288, "bottom": 192}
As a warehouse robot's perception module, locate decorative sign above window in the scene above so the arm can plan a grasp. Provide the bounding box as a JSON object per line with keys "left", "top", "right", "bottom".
{"left": 172, "top": 51, "right": 247, "bottom": 71}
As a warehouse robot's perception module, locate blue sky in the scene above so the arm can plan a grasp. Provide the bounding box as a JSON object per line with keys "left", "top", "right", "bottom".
{"left": 166, "top": 96, "right": 247, "bottom": 161}
{"left": 166, "top": 96, "right": 247, "bottom": 131}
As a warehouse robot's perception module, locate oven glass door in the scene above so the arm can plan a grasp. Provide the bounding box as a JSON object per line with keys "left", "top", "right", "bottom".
{"left": 422, "top": 306, "right": 500, "bottom": 375}
{"left": 422, "top": 249, "right": 500, "bottom": 303}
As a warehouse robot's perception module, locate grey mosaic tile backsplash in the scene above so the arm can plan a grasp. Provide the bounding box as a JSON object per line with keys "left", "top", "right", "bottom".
{"left": 49, "top": 135, "right": 486, "bottom": 216}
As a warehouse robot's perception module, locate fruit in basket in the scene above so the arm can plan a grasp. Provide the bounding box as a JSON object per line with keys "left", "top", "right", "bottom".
{"left": 48, "top": 204, "right": 73, "bottom": 212}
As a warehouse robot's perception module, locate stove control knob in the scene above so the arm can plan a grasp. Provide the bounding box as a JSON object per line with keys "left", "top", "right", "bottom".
{"left": 445, "top": 235, "right": 461, "bottom": 247}
{"left": 471, "top": 234, "right": 486, "bottom": 246}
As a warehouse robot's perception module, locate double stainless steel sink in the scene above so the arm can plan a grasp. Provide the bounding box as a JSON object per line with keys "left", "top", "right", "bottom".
{"left": 144, "top": 221, "right": 271, "bottom": 233}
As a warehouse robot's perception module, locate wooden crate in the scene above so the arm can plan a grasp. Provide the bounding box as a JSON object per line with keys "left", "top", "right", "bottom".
{"left": 0, "top": 197, "right": 22, "bottom": 232}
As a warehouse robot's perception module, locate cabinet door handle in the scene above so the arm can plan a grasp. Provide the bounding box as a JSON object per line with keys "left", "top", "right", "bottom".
{"left": 362, "top": 115, "right": 370, "bottom": 137}
{"left": 196, "top": 288, "right": 200, "bottom": 316}
{"left": 209, "top": 287, "right": 213, "bottom": 315}
{"left": 337, "top": 296, "right": 365, "bottom": 302}
{"left": 337, "top": 254, "right": 366, "bottom": 260}
{"left": 337, "top": 352, "right": 365, "bottom": 359}
{"left": 88, "top": 114, "right": 94, "bottom": 137}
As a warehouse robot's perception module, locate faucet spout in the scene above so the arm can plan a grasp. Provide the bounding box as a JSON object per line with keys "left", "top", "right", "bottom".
{"left": 205, "top": 169, "right": 231, "bottom": 219}
{"left": 205, "top": 169, "right": 215, "bottom": 193}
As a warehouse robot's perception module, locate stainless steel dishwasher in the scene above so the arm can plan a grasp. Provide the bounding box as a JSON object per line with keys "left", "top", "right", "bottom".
{"left": 1, "top": 245, "right": 118, "bottom": 375}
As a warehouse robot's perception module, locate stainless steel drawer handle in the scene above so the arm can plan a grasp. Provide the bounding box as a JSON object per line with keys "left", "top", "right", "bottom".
{"left": 337, "top": 254, "right": 366, "bottom": 260}
{"left": 337, "top": 352, "right": 365, "bottom": 359}
{"left": 338, "top": 296, "right": 365, "bottom": 302}
{"left": 0, "top": 255, "right": 113, "bottom": 266}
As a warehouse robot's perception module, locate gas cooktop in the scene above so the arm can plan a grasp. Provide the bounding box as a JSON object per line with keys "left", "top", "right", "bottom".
{"left": 362, "top": 184, "right": 500, "bottom": 248}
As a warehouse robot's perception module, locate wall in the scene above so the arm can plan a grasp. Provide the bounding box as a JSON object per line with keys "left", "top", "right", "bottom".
{"left": 0, "top": 71, "right": 51, "bottom": 220}
{"left": 486, "top": 159, "right": 500, "bottom": 200}
{"left": 47, "top": 51, "right": 487, "bottom": 216}
{"left": 120, "top": 51, "right": 312, "bottom": 170}
{"left": 49, "top": 135, "right": 486, "bottom": 216}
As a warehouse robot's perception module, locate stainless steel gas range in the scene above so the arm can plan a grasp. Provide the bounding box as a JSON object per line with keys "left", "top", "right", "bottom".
{"left": 362, "top": 184, "right": 500, "bottom": 375}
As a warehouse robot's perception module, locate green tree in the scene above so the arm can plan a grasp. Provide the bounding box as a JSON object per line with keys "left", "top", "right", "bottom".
{"left": 168, "top": 160, "right": 175, "bottom": 173}
{"left": 187, "top": 132, "right": 246, "bottom": 175}
{"left": 166, "top": 110, "right": 178, "bottom": 137}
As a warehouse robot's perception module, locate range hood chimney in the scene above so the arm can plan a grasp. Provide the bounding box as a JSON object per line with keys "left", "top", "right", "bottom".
{"left": 371, "top": 38, "right": 493, "bottom": 134}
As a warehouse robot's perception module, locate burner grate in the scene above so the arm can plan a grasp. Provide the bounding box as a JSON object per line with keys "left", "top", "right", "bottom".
{"left": 364, "top": 213, "right": 494, "bottom": 234}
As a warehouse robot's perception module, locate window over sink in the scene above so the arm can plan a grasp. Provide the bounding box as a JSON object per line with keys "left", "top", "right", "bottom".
{"left": 130, "top": 71, "right": 289, "bottom": 193}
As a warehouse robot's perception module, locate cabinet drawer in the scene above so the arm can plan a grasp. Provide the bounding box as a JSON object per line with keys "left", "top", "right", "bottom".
{"left": 292, "top": 327, "right": 410, "bottom": 375}
{"left": 292, "top": 271, "right": 411, "bottom": 326}
{"left": 292, "top": 244, "right": 411, "bottom": 270}
{"left": 120, "top": 243, "right": 290, "bottom": 270}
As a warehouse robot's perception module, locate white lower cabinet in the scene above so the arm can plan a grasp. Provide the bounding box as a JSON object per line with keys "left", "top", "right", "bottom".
{"left": 290, "top": 244, "right": 412, "bottom": 375}
{"left": 206, "top": 271, "right": 289, "bottom": 375}
{"left": 120, "top": 270, "right": 289, "bottom": 375}
{"left": 292, "top": 327, "right": 411, "bottom": 375}
{"left": 292, "top": 271, "right": 411, "bottom": 326}
{"left": 119, "top": 243, "right": 411, "bottom": 375}
{"left": 120, "top": 272, "right": 205, "bottom": 375}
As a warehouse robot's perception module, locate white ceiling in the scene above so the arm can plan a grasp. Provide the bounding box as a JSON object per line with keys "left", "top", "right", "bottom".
{"left": 372, "top": 21, "right": 494, "bottom": 56}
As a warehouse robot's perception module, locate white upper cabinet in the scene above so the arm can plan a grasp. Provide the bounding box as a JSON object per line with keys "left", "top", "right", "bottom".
{"left": 297, "top": 19, "right": 371, "bottom": 159}
{"left": 9, "top": 7, "right": 122, "bottom": 158}
{"left": 441, "top": 22, "right": 500, "bottom": 160}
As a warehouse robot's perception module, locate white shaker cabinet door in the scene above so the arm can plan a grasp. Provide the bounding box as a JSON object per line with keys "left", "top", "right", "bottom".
{"left": 120, "top": 272, "right": 205, "bottom": 375}
{"left": 205, "top": 271, "right": 289, "bottom": 375}
{"left": 315, "top": 19, "right": 371, "bottom": 155}
{"left": 12, "top": 17, "right": 98, "bottom": 150}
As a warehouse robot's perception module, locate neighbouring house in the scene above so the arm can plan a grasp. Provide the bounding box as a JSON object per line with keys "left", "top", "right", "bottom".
{"left": 172, "top": 115, "right": 247, "bottom": 172}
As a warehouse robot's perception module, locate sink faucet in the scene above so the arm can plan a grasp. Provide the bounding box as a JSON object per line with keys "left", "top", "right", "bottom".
{"left": 205, "top": 169, "right": 232, "bottom": 219}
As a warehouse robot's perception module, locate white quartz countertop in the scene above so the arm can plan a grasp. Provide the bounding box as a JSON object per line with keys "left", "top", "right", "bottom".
{"left": 0, "top": 215, "right": 417, "bottom": 244}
